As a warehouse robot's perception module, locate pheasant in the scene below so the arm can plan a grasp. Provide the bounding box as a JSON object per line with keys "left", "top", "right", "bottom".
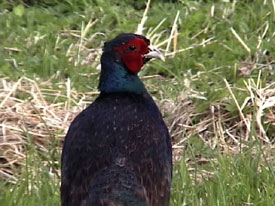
{"left": 61, "top": 33, "right": 172, "bottom": 206}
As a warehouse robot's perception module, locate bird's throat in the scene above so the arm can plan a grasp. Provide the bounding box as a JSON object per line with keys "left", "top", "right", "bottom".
{"left": 98, "top": 60, "right": 147, "bottom": 94}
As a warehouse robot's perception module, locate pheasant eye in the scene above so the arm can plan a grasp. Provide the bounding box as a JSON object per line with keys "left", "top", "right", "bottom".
{"left": 129, "top": 45, "right": 136, "bottom": 51}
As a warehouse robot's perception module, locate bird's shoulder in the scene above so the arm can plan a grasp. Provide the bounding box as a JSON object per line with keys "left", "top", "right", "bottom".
{"left": 62, "top": 91, "right": 169, "bottom": 163}
{"left": 69, "top": 92, "right": 161, "bottom": 129}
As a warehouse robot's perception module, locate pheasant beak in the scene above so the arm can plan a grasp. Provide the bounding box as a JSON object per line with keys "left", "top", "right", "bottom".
{"left": 144, "top": 48, "right": 165, "bottom": 62}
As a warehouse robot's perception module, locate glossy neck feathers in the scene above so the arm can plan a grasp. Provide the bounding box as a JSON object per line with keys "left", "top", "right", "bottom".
{"left": 98, "top": 51, "right": 147, "bottom": 94}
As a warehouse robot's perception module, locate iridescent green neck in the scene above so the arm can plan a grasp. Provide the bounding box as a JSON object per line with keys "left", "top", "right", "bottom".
{"left": 98, "top": 56, "right": 147, "bottom": 94}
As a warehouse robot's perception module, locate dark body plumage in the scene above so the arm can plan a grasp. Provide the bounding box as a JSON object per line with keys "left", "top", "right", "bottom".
{"left": 61, "top": 34, "right": 172, "bottom": 206}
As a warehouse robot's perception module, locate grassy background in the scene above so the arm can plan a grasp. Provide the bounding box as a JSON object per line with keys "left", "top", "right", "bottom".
{"left": 0, "top": 0, "right": 275, "bottom": 205}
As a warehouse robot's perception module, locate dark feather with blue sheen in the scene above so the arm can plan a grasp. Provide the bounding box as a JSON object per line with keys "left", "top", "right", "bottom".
{"left": 61, "top": 34, "right": 172, "bottom": 206}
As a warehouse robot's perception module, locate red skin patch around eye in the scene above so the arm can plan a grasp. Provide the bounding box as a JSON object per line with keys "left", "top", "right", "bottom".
{"left": 115, "top": 38, "right": 149, "bottom": 73}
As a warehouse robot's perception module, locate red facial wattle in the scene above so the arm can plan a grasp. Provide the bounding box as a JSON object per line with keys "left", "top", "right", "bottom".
{"left": 115, "top": 38, "right": 149, "bottom": 73}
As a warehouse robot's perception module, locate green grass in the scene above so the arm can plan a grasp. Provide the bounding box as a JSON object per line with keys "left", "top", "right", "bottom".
{"left": 0, "top": 138, "right": 60, "bottom": 205}
{"left": 1, "top": 135, "right": 274, "bottom": 205}
{"left": 0, "top": 0, "right": 275, "bottom": 205}
{"left": 171, "top": 139, "right": 275, "bottom": 206}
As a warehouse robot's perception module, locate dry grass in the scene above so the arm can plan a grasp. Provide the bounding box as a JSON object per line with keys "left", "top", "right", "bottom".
{"left": 1, "top": 73, "right": 274, "bottom": 182}
{"left": 0, "top": 77, "right": 95, "bottom": 182}
{"left": 161, "top": 75, "right": 275, "bottom": 164}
